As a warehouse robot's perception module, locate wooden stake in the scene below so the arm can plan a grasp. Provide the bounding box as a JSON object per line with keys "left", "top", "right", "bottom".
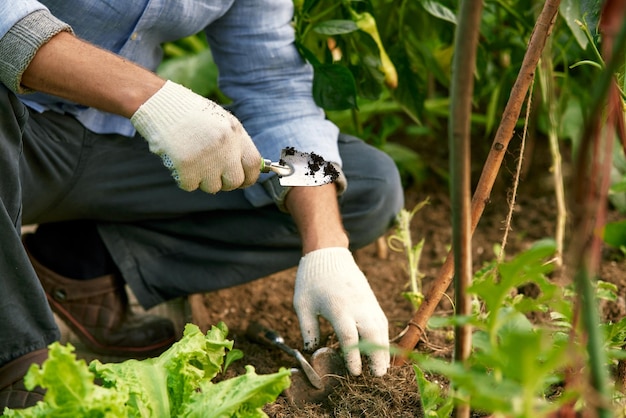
{"left": 393, "top": 0, "right": 561, "bottom": 363}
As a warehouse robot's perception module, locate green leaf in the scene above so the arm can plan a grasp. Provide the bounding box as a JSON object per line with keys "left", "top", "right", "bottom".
{"left": 5, "top": 323, "right": 287, "bottom": 417}
{"left": 604, "top": 317, "right": 626, "bottom": 349}
{"left": 347, "top": 30, "right": 385, "bottom": 100}
{"left": 497, "top": 239, "right": 556, "bottom": 290}
{"left": 497, "top": 327, "right": 567, "bottom": 392}
{"left": 300, "top": 0, "right": 319, "bottom": 15}
{"left": 224, "top": 349, "right": 244, "bottom": 373}
{"left": 559, "top": 0, "right": 589, "bottom": 50}
{"left": 4, "top": 343, "right": 129, "bottom": 417}
{"left": 470, "top": 240, "right": 556, "bottom": 320}
{"left": 417, "top": 0, "right": 457, "bottom": 25}
{"left": 414, "top": 365, "right": 454, "bottom": 417}
{"left": 312, "top": 64, "right": 358, "bottom": 110}
{"left": 294, "top": 41, "right": 321, "bottom": 67}
{"left": 389, "top": 45, "right": 426, "bottom": 122}
{"left": 597, "top": 280, "right": 618, "bottom": 302}
{"left": 313, "top": 19, "right": 358, "bottom": 36}
{"left": 91, "top": 323, "right": 233, "bottom": 417}
{"left": 602, "top": 220, "right": 626, "bottom": 247}
{"left": 420, "top": 324, "right": 568, "bottom": 415}
{"left": 180, "top": 366, "right": 291, "bottom": 418}
{"left": 418, "top": 356, "right": 520, "bottom": 414}
{"left": 610, "top": 180, "right": 626, "bottom": 194}
{"left": 581, "top": 0, "right": 603, "bottom": 36}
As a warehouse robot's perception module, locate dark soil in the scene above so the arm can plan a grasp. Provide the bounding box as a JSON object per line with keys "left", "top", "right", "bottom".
{"left": 195, "top": 134, "right": 626, "bottom": 417}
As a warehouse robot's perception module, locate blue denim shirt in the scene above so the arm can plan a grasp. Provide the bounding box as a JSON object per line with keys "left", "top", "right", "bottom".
{"left": 0, "top": 0, "right": 341, "bottom": 207}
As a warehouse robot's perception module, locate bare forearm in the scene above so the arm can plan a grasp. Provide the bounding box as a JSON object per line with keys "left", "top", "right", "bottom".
{"left": 285, "top": 184, "right": 349, "bottom": 254}
{"left": 21, "top": 31, "right": 164, "bottom": 118}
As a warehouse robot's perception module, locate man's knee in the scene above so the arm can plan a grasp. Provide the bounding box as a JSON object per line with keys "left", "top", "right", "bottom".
{"left": 340, "top": 139, "right": 404, "bottom": 248}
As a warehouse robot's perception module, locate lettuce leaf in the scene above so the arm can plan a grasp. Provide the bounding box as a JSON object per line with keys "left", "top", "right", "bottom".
{"left": 3, "top": 342, "right": 128, "bottom": 417}
{"left": 91, "top": 323, "right": 233, "bottom": 417}
{"left": 180, "top": 365, "right": 291, "bottom": 418}
{"left": 4, "top": 322, "right": 291, "bottom": 417}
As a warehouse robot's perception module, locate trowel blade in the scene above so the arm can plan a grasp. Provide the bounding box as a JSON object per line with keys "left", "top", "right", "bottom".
{"left": 277, "top": 147, "right": 339, "bottom": 187}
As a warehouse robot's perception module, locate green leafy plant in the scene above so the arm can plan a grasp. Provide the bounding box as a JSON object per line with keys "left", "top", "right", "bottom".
{"left": 414, "top": 241, "right": 571, "bottom": 416}
{"left": 293, "top": 0, "right": 396, "bottom": 111}
{"left": 407, "top": 238, "right": 626, "bottom": 416}
{"left": 4, "top": 323, "right": 290, "bottom": 418}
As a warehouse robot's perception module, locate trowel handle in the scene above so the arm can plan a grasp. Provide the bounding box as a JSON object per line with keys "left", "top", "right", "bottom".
{"left": 260, "top": 159, "right": 272, "bottom": 173}
{"left": 246, "top": 322, "right": 295, "bottom": 356}
{"left": 260, "top": 158, "right": 293, "bottom": 176}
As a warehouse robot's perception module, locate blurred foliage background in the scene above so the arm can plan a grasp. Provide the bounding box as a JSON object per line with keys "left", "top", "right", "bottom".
{"left": 157, "top": 0, "right": 624, "bottom": 210}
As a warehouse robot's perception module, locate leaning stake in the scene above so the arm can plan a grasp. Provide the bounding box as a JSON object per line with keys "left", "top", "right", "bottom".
{"left": 393, "top": 0, "right": 561, "bottom": 362}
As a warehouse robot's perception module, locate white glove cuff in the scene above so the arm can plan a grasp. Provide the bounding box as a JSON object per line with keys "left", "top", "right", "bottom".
{"left": 298, "top": 247, "right": 355, "bottom": 277}
{"left": 130, "top": 80, "right": 207, "bottom": 148}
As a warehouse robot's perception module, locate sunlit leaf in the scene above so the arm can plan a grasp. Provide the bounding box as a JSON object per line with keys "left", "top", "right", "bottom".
{"left": 417, "top": 0, "right": 457, "bottom": 24}
{"left": 313, "top": 19, "right": 358, "bottom": 35}
{"left": 559, "top": 0, "right": 589, "bottom": 50}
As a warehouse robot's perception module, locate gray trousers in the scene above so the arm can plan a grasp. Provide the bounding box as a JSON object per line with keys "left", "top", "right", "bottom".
{"left": 0, "top": 84, "right": 404, "bottom": 365}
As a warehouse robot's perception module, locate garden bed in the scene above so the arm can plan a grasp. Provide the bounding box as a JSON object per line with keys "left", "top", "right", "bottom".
{"left": 55, "top": 135, "right": 626, "bottom": 416}
{"left": 198, "top": 135, "right": 626, "bottom": 416}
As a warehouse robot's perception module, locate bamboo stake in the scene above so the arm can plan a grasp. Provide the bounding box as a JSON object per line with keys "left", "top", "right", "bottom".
{"left": 448, "top": 2, "right": 483, "bottom": 417}
{"left": 393, "top": 0, "right": 561, "bottom": 361}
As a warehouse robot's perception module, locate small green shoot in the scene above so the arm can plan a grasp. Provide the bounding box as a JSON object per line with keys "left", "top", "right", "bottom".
{"left": 387, "top": 198, "right": 430, "bottom": 310}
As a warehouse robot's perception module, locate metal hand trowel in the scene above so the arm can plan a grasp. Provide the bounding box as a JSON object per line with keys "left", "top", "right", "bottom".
{"left": 260, "top": 147, "right": 339, "bottom": 187}
{"left": 246, "top": 321, "right": 324, "bottom": 389}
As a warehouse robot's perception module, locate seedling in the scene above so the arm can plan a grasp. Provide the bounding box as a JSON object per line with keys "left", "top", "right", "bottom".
{"left": 387, "top": 198, "right": 430, "bottom": 310}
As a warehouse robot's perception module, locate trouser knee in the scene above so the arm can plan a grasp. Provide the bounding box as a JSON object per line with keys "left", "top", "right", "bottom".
{"left": 340, "top": 139, "right": 404, "bottom": 249}
{"left": 0, "top": 85, "right": 29, "bottom": 226}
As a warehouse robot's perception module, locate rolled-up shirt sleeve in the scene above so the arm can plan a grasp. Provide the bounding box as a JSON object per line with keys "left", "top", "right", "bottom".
{"left": 0, "top": 3, "right": 72, "bottom": 93}
{"left": 204, "top": 0, "right": 345, "bottom": 208}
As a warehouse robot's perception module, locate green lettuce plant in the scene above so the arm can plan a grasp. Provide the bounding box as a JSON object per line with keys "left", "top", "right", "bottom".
{"left": 4, "top": 323, "right": 290, "bottom": 418}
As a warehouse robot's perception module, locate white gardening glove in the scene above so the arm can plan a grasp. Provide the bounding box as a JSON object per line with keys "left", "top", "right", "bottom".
{"left": 131, "top": 80, "right": 261, "bottom": 193}
{"left": 294, "top": 247, "right": 390, "bottom": 376}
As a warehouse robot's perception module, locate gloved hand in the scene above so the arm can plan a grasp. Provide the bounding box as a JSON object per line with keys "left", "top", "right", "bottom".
{"left": 131, "top": 80, "right": 261, "bottom": 193}
{"left": 293, "top": 247, "right": 390, "bottom": 376}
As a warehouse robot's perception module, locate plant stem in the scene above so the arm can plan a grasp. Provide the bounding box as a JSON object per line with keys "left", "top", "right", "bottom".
{"left": 448, "top": 2, "right": 483, "bottom": 416}
{"left": 538, "top": 44, "right": 566, "bottom": 268}
{"left": 393, "top": 0, "right": 561, "bottom": 362}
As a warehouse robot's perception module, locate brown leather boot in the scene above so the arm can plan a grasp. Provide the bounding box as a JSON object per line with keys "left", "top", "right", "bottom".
{"left": 24, "top": 237, "right": 177, "bottom": 358}
{"left": 0, "top": 349, "right": 47, "bottom": 413}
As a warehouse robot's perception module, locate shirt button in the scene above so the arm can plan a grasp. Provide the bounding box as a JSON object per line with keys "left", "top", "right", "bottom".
{"left": 130, "top": 32, "right": 139, "bottom": 41}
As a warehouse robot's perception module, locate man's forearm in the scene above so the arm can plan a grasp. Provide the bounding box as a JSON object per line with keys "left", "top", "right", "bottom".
{"left": 22, "top": 31, "right": 164, "bottom": 118}
{"left": 285, "top": 184, "right": 349, "bottom": 254}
